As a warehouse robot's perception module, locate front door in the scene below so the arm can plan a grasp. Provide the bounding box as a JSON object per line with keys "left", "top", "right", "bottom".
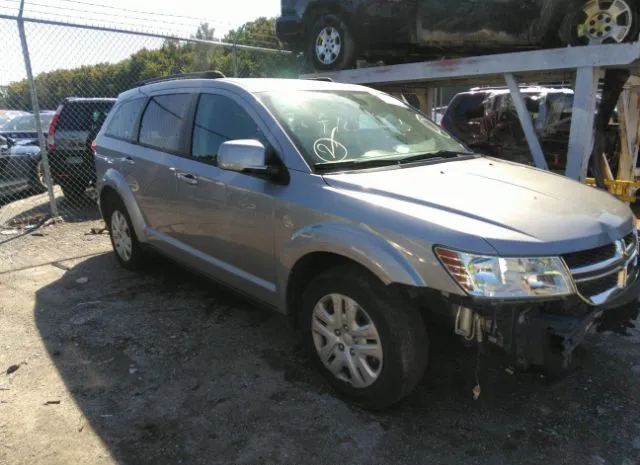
{"left": 169, "top": 91, "right": 277, "bottom": 304}
{"left": 362, "top": 0, "right": 417, "bottom": 45}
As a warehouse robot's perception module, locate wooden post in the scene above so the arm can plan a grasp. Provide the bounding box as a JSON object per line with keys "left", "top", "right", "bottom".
{"left": 616, "top": 78, "right": 640, "bottom": 202}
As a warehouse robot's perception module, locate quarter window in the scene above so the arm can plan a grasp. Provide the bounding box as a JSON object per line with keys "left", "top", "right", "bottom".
{"left": 105, "top": 98, "right": 146, "bottom": 140}
{"left": 191, "top": 94, "right": 265, "bottom": 159}
{"left": 139, "top": 94, "right": 191, "bottom": 152}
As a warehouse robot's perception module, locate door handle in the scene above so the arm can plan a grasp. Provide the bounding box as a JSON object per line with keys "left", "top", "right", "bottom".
{"left": 176, "top": 172, "right": 198, "bottom": 185}
{"left": 122, "top": 156, "right": 136, "bottom": 165}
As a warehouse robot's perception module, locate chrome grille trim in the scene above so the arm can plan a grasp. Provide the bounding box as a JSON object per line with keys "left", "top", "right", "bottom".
{"left": 562, "top": 232, "right": 639, "bottom": 306}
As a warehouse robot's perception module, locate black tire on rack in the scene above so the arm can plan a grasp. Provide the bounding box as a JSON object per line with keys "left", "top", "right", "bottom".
{"left": 307, "top": 13, "right": 357, "bottom": 71}
{"left": 560, "top": 0, "right": 640, "bottom": 46}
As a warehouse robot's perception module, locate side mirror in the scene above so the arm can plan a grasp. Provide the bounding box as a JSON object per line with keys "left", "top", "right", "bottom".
{"left": 218, "top": 139, "right": 267, "bottom": 173}
{"left": 218, "top": 139, "right": 287, "bottom": 184}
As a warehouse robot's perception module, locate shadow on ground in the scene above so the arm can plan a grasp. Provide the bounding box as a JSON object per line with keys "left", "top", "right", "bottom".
{"left": 34, "top": 253, "right": 640, "bottom": 465}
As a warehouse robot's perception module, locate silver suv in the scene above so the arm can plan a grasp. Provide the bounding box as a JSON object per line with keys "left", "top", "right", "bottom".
{"left": 95, "top": 74, "right": 640, "bottom": 410}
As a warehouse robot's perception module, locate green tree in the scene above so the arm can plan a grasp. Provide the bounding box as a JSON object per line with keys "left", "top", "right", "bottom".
{"left": 0, "top": 17, "right": 301, "bottom": 111}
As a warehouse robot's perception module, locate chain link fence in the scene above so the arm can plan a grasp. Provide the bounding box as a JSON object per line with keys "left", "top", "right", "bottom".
{"left": 0, "top": 8, "right": 298, "bottom": 272}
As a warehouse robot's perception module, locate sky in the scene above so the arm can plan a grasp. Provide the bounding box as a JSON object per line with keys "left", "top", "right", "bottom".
{"left": 0, "top": 0, "right": 281, "bottom": 85}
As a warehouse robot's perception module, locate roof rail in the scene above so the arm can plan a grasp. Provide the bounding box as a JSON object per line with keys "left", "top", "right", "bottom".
{"left": 133, "top": 70, "right": 226, "bottom": 88}
{"left": 303, "top": 77, "right": 333, "bottom": 82}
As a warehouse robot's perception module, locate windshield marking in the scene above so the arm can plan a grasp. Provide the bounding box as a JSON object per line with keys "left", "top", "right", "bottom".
{"left": 313, "top": 126, "right": 349, "bottom": 162}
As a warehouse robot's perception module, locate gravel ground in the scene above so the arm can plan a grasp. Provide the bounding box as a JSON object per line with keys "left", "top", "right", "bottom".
{"left": 1, "top": 198, "right": 640, "bottom": 465}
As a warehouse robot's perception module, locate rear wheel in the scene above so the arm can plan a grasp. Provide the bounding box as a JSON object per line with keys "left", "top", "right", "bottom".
{"left": 307, "top": 14, "right": 357, "bottom": 71}
{"left": 562, "top": 0, "right": 639, "bottom": 46}
{"left": 104, "top": 194, "right": 145, "bottom": 270}
{"left": 29, "top": 160, "right": 48, "bottom": 194}
{"left": 299, "top": 264, "right": 429, "bottom": 410}
{"left": 60, "top": 180, "right": 90, "bottom": 206}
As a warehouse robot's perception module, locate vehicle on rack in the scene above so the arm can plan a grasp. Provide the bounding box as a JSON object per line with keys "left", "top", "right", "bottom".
{"left": 47, "top": 97, "right": 116, "bottom": 204}
{"left": 276, "top": 0, "right": 640, "bottom": 70}
{"left": 95, "top": 73, "right": 640, "bottom": 410}
{"left": 440, "top": 86, "right": 621, "bottom": 171}
{"left": 0, "top": 111, "right": 56, "bottom": 199}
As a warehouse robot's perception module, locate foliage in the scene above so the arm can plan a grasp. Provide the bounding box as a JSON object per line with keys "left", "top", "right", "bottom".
{"left": 1, "top": 17, "right": 303, "bottom": 111}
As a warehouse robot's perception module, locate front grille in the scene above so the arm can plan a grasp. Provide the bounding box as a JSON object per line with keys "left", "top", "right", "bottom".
{"left": 562, "top": 243, "right": 616, "bottom": 270}
{"left": 575, "top": 273, "right": 618, "bottom": 299}
{"left": 623, "top": 231, "right": 637, "bottom": 252}
{"left": 562, "top": 231, "right": 639, "bottom": 305}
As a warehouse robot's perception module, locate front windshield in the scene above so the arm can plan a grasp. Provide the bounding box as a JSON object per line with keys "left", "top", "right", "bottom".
{"left": 0, "top": 113, "right": 54, "bottom": 132}
{"left": 258, "top": 90, "right": 470, "bottom": 169}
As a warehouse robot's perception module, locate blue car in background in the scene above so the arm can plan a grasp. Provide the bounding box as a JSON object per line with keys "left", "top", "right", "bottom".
{"left": 0, "top": 111, "right": 55, "bottom": 200}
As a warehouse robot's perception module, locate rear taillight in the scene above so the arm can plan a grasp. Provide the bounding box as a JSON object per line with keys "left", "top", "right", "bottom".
{"left": 90, "top": 139, "right": 97, "bottom": 155}
{"left": 47, "top": 109, "right": 60, "bottom": 151}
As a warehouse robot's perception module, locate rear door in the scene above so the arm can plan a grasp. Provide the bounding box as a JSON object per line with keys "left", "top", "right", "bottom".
{"left": 416, "top": 0, "right": 539, "bottom": 44}
{"left": 130, "top": 92, "right": 196, "bottom": 248}
{"left": 362, "top": 0, "right": 417, "bottom": 45}
{"left": 97, "top": 96, "right": 147, "bottom": 182}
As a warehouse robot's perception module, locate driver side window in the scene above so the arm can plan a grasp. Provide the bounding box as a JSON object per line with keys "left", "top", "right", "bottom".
{"left": 191, "top": 94, "right": 266, "bottom": 161}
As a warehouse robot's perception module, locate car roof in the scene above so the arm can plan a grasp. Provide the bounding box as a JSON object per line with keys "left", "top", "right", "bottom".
{"left": 456, "top": 86, "right": 573, "bottom": 98}
{"left": 62, "top": 97, "right": 117, "bottom": 103}
{"left": 117, "top": 77, "right": 373, "bottom": 101}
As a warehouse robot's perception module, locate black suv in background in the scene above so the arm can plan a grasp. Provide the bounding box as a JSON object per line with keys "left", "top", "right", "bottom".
{"left": 47, "top": 97, "right": 115, "bottom": 204}
{"left": 276, "top": 0, "right": 640, "bottom": 71}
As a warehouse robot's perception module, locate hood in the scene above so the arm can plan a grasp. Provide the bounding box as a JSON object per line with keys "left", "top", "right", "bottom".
{"left": 322, "top": 157, "right": 634, "bottom": 256}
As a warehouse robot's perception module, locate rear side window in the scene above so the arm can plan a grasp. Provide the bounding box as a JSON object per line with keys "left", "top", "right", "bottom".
{"left": 104, "top": 98, "right": 146, "bottom": 140}
{"left": 57, "top": 101, "right": 115, "bottom": 131}
{"left": 139, "top": 94, "right": 191, "bottom": 153}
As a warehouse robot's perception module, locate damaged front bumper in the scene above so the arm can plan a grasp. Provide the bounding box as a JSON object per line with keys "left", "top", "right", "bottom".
{"left": 434, "top": 273, "right": 640, "bottom": 374}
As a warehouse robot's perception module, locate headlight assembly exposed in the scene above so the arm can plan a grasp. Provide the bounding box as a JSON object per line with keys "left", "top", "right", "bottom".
{"left": 435, "top": 247, "right": 574, "bottom": 299}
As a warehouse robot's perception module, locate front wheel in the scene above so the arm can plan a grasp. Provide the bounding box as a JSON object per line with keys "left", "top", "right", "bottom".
{"left": 299, "top": 264, "right": 429, "bottom": 410}
{"left": 307, "top": 14, "right": 357, "bottom": 71}
{"left": 561, "top": 0, "right": 639, "bottom": 46}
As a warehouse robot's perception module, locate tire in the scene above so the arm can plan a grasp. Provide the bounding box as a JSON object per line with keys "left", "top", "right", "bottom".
{"left": 307, "top": 14, "right": 357, "bottom": 71}
{"left": 560, "top": 0, "right": 639, "bottom": 46}
{"left": 29, "top": 160, "right": 47, "bottom": 194}
{"left": 103, "top": 194, "right": 145, "bottom": 270}
{"left": 60, "top": 180, "right": 91, "bottom": 206}
{"left": 299, "top": 264, "right": 429, "bottom": 410}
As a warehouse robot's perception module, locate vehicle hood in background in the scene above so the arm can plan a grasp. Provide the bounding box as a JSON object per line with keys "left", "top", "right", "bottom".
{"left": 322, "top": 157, "right": 634, "bottom": 256}
{"left": 0, "top": 131, "right": 43, "bottom": 141}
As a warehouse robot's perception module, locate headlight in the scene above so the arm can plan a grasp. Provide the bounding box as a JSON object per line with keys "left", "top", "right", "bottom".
{"left": 435, "top": 247, "right": 574, "bottom": 299}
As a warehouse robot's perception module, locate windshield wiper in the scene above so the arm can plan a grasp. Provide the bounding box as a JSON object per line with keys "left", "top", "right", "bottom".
{"left": 314, "top": 157, "right": 402, "bottom": 172}
{"left": 394, "top": 150, "right": 474, "bottom": 164}
{"left": 314, "top": 150, "right": 474, "bottom": 172}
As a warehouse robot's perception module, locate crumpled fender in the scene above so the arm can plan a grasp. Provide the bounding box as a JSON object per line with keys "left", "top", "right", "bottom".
{"left": 98, "top": 167, "right": 148, "bottom": 243}
{"left": 277, "top": 222, "right": 427, "bottom": 311}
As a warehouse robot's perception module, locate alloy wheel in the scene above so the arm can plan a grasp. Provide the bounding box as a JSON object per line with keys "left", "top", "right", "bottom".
{"left": 578, "top": 0, "right": 634, "bottom": 44}
{"left": 315, "top": 26, "right": 342, "bottom": 65}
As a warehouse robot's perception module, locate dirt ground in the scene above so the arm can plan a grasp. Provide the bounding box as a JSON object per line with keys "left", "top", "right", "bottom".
{"left": 2, "top": 195, "right": 640, "bottom": 465}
